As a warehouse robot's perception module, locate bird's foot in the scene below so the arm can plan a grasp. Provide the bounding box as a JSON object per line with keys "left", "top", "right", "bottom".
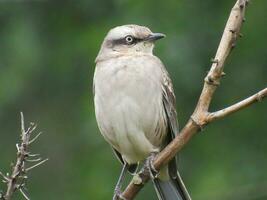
{"left": 144, "top": 152, "right": 159, "bottom": 179}
{"left": 113, "top": 188, "right": 127, "bottom": 200}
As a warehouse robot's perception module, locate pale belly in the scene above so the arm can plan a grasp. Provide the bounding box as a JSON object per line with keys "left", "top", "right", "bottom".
{"left": 94, "top": 57, "right": 167, "bottom": 164}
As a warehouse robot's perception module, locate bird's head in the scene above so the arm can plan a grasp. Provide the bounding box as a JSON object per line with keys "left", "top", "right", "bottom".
{"left": 95, "top": 24, "right": 165, "bottom": 62}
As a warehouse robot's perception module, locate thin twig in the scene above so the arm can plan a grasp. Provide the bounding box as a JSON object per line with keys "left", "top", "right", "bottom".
{"left": 25, "top": 159, "right": 49, "bottom": 172}
{"left": 4, "top": 113, "right": 30, "bottom": 200}
{"left": 29, "top": 132, "right": 42, "bottom": 144}
{"left": 207, "top": 88, "right": 267, "bottom": 122}
{"left": 1, "top": 113, "right": 47, "bottom": 200}
{"left": 25, "top": 158, "right": 42, "bottom": 162}
{"left": 19, "top": 188, "right": 30, "bottom": 200}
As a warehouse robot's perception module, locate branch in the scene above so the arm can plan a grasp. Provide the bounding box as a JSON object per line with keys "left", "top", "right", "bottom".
{"left": 207, "top": 88, "right": 267, "bottom": 122}
{"left": 0, "top": 113, "right": 48, "bottom": 200}
{"left": 120, "top": 0, "right": 265, "bottom": 199}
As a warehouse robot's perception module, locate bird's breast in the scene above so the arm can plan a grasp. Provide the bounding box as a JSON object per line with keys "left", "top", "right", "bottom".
{"left": 94, "top": 56, "right": 167, "bottom": 164}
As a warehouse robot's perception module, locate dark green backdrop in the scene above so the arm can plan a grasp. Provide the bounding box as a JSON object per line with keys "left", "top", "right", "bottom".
{"left": 0, "top": 1, "right": 266, "bottom": 199}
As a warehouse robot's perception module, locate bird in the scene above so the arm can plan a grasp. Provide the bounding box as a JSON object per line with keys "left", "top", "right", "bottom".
{"left": 93, "top": 24, "right": 191, "bottom": 200}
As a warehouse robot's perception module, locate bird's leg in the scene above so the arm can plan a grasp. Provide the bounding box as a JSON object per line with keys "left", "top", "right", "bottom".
{"left": 144, "top": 152, "right": 159, "bottom": 179}
{"left": 113, "top": 162, "right": 128, "bottom": 200}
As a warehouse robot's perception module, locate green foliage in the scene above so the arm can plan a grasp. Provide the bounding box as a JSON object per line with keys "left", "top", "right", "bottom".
{"left": 0, "top": 1, "right": 266, "bottom": 199}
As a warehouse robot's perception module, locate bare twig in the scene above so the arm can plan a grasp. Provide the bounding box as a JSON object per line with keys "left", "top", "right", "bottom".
{"left": 207, "top": 88, "right": 267, "bottom": 122}
{"left": 0, "top": 112, "right": 48, "bottom": 200}
{"left": 29, "top": 132, "right": 43, "bottom": 145}
{"left": 19, "top": 188, "right": 30, "bottom": 200}
{"left": 25, "top": 159, "right": 49, "bottom": 172}
{"left": 120, "top": 1, "right": 267, "bottom": 199}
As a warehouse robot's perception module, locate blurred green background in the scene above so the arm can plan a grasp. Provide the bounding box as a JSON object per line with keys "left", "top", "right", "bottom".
{"left": 0, "top": 0, "right": 266, "bottom": 199}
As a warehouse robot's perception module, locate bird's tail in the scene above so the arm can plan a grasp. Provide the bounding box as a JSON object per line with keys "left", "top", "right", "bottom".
{"left": 152, "top": 171, "right": 191, "bottom": 200}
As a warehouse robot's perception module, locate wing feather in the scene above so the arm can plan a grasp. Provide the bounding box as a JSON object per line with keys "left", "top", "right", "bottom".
{"left": 161, "top": 66, "right": 179, "bottom": 179}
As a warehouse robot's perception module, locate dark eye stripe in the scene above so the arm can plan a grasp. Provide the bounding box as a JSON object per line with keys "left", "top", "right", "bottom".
{"left": 111, "top": 36, "right": 143, "bottom": 46}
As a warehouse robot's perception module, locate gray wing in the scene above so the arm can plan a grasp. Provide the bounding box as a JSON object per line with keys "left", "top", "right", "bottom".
{"left": 161, "top": 68, "right": 179, "bottom": 178}
{"left": 161, "top": 68, "right": 191, "bottom": 200}
{"left": 162, "top": 69, "right": 179, "bottom": 139}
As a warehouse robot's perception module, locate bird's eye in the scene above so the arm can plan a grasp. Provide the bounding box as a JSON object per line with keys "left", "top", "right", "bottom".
{"left": 125, "top": 35, "right": 134, "bottom": 45}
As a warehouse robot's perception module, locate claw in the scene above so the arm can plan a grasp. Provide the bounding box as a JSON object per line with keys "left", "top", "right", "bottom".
{"left": 112, "top": 162, "right": 128, "bottom": 200}
{"left": 113, "top": 189, "right": 127, "bottom": 200}
{"left": 144, "top": 152, "right": 159, "bottom": 179}
{"left": 112, "top": 189, "right": 120, "bottom": 200}
{"left": 119, "top": 194, "right": 128, "bottom": 200}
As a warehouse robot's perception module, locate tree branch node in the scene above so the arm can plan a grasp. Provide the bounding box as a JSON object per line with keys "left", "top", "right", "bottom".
{"left": 256, "top": 92, "right": 264, "bottom": 102}
{"left": 229, "top": 29, "right": 237, "bottom": 34}
{"left": 204, "top": 75, "right": 220, "bottom": 86}
{"left": 238, "top": 0, "right": 247, "bottom": 9}
{"left": 190, "top": 116, "right": 205, "bottom": 131}
{"left": 210, "top": 58, "right": 219, "bottom": 64}
{"left": 221, "top": 72, "right": 226, "bottom": 77}
{"left": 132, "top": 174, "right": 144, "bottom": 185}
{"left": 231, "top": 42, "right": 237, "bottom": 49}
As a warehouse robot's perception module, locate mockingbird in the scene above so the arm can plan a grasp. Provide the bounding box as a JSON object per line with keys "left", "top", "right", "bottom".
{"left": 93, "top": 24, "right": 191, "bottom": 200}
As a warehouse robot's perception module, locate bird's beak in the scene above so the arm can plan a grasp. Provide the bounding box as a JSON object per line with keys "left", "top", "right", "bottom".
{"left": 146, "top": 33, "right": 166, "bottom": 42}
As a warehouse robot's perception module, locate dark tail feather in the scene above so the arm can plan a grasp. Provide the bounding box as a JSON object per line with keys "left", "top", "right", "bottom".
{"left": 153, "top": 172, "right": 191, "bottom": 200}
